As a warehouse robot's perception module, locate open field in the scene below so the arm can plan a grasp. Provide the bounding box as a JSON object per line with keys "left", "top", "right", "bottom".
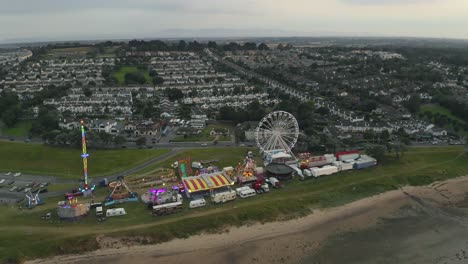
{"left": 113, "top": 66, "right": 152, "bottom": 85}
{"left": 0, "top": 141, "right": 169, "bottom": 179}
{"left": 0, "top": 146, "right": 466, "bottom": 262}
{"left": 48, "top": 47, "right": 95, "bottom": 57}
{"left": 0, "top": 120, "right": 32, "bottom": 137}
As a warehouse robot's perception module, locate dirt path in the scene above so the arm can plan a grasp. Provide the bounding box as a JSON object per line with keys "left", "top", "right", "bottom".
{"left": 28, "top": 174, "right": 468, "bottom": 264}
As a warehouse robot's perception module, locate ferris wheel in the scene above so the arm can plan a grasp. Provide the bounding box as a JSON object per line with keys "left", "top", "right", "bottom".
{"left": 255, "top": 111, "right": 299, "bottom": 155}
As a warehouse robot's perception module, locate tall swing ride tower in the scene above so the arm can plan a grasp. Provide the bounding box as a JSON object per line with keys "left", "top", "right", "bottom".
{"left": 80, "top": 120, "right": 95, "bottom": 195}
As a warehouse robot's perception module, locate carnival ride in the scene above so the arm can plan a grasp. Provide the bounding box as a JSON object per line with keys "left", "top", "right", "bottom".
{"left": 255, "top": 111, "right": 299, "bottom": 163}
{"left": 25, "top": 190, "right": 43, "bottom": 209}
{"left": 140, "top": 187, "right": 182, "bottom": 207}
{"left": 126, "top": 168, "right": 176, "bottom": 188}
{"left": 57, "top": 196, "right": 90, "bottom": 220}
{"left": 236, "top": 154, "right": 258, "bottom": 184}
{"left": 79, "top": 120, "right": 95, "bottom": 195}
{"left": 177, "top": 156, "right": 192, "bottom": 178}
{"left": 104, "top": 176, "right": 138, "bottom": 206}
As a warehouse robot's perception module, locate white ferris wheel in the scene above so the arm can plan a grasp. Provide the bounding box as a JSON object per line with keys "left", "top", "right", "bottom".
{"left": 255, "top": 111, "right": 299, "bottom": 155}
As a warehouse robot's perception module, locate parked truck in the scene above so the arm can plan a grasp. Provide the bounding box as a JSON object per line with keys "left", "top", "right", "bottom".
{"left": 252, "top": 179, "right": 269, "bottom": 194}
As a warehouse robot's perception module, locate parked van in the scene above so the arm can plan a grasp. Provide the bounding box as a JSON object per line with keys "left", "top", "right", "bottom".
{"left": 96, "top": 206, "right": 103, "bottom": 216}
{"left": 235, "top": 186, "right": 252, "bottom": 196}
{"left": 239, "top": 188, "right": 256, "bottom": 198}
{"left": 189, "top": 198, "right": 206, "bottom": 209}
{"left": 106, "top": 208, "right": 126, "bottom": 217}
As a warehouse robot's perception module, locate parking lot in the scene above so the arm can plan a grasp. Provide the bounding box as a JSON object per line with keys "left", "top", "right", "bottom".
{"left": 0, "top": 172, "right": 71, "bottom": 203}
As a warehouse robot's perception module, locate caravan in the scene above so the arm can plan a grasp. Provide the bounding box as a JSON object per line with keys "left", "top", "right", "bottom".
{"left": 189, "top": 198, "right": 206, "bottom": 209}
{"left": 106, "top": 208, "right": 126, "bottom": 217}
{"left": 238, "top": 188, "right": 256, "bottom": 198}
{"left": 211, "top": 190, "right": 237, "bottom": 203}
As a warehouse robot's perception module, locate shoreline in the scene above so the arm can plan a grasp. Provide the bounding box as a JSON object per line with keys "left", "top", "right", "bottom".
{"left": 29, "top": 175, "right": 468, "bottom": 264}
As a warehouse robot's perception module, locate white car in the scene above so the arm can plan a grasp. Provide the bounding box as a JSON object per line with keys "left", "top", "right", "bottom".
{"left": 5, "top": 172, "right": 11, "bottom": 176}
{"left": 0, "top": 179, "right": 5, "bottom": 184}
{"left": 200, "top": 143, "right": 208, "bottom": 146}
{"left": 24, "top": 187, "right": 31, "bottom": 193}
{"left": 13, "top": 173, "right": 21, "bottom": 177}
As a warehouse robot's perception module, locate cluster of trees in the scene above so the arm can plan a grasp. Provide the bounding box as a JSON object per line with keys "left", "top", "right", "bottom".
{"left": 125, "top": 71, "right": 147, "bottom": 85}
{"left": 164, "top": 88, "right": 184, "bottom": 101}
{"left": 436, "top": 96, "right": 468, "bottom": 124}
{"left": 0, "top": 91, "right": 21, "bottom": 127}
{"left": 218, "top": 101, "right": 266, "bottom": 122}
{"left": 126, "top": 39, "right": 270, "bottom": 52}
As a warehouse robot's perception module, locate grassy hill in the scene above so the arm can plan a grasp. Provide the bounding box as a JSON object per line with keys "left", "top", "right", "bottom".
{"left": 113, "top": 66, "right": 152, "bottom": 85}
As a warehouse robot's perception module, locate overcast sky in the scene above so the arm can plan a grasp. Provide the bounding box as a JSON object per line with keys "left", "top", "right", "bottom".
{"left": 0, "top": 0, "right": 467, "bottom": 43}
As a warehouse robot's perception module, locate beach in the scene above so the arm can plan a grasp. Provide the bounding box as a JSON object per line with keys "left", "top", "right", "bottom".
{"left": 29, "top": 175, "right": 468, "bottom": 264}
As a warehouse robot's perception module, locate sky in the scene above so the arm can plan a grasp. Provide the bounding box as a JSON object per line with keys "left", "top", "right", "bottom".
{"left": 0, "top": 0, "right": 467, "bottom": 43}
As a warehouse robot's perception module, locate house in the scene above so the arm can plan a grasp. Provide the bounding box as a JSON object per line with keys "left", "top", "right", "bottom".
{"left": 209, "top": 128, "right": 229, "bottom": 136}
{"left": 190, "top": 106, "right": 208, "bottom": 129}
{"left": 135, "top": 121, "right": 160, "bottom": 136}
{"left": 430, "top": 128, "right": 448, "bottom": 137}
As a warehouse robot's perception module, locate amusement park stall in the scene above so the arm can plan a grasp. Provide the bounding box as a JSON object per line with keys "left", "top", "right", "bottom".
{"left": 183, "top": 171, "right": 235, "bottom": 198}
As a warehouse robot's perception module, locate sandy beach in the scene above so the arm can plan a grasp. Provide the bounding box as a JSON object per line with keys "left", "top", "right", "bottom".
{"left": 29, "top": 175, "right": 468, "bottom": 264}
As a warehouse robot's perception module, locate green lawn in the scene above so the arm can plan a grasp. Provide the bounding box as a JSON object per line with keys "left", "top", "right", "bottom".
{"left": 0, "top": 120, "right": 32, "bottom": 137}
{"left": 0, "top": 141, "right": 169, "bottom": 179}
{"left": 0, "top": 146, "right": 467, "bottom": 263}
{"left": 420, "top": 104, "right": 466, "bottom": 124}
{"left": 113, "top": 66, "right": 152, "bottom": 85}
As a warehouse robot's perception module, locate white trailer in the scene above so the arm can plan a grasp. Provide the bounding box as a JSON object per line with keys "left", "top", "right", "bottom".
{"left": 332, "top": 161, "right": 354, "bottom": 172}
{"left": 211, "top": 190, "right": 237, "bottom": 203}
{"left": 106, "top": 208, "right": 126, "bottom": 217}
{"left": 310, "top": 165, "right": 339, "bottom": 177}
{"left": 338, "top": 153, "right": 360, "bottom": 161}
{"left": 96, "top": 206, "right": 103, "bottom": 216}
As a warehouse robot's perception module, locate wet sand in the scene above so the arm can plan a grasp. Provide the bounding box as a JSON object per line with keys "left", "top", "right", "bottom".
{"left": 29, "top": 176, "right": 468, "bottom": 264}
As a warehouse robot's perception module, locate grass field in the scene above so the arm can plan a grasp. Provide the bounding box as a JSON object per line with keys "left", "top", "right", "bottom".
{"left": 0, "top": 146, "right": 467, "bottom": 262}
{"left": 48, "top": 47, "right": 95, "bottom": 57}
{"left": 0, "top": 141, "right": 169, "bottom": 179}
{"left": 0, "top": 120, "right": 32, "bottom": 137}
{"left": 113, "top": 66, "right": 152, "bottom": 85}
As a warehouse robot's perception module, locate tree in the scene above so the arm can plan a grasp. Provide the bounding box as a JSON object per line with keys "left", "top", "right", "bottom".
{"left": 83, "top": 87, "right": 92, "bottom": 97}
{"left": 258, "top": 43, "right": 269, "bottom": 51}
{"left": 165, "top": 88, "right": 184, "bottom": 101}
{"left": 152, "top": 76, "right": 164, "bottom": 86}
{"left": 404, "top": 95, "right": 421, "bottom": 114}
{"left": 1, "top": 106, "right": 21, "bottom": 127}
{"left": 113, "top": 135, "right": 126, "bottom": 145}
{"left": 364, "top": 144, "right": 387, "bottom": 161}
{"left": 136, "top": 137, "right": 146, "bottom": 146}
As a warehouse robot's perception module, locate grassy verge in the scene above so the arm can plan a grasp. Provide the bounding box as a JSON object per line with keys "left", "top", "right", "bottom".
{"left": 0, "top": 141, "right": 170, "bottom": 179}
{"left": 0, "top": 147, "right": 466, "bottom": 263}
{"left": 0, "top": 120, "right": 32, "bottom": 137}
